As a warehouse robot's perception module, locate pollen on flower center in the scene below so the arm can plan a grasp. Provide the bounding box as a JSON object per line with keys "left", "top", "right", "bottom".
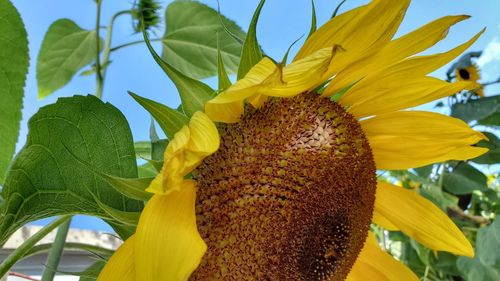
{"left": 192, "top": 93, "right": 377, "bottom": 281}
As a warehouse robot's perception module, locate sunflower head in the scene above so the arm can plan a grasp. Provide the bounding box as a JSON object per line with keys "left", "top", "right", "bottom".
{"left": 455, "top": 64, "right": 484, "bottom": 96}
{"left": 97, "top": 1, "right": 488, "bottom": 280}
{"left": 192, "top": 93, "right": 376, "bottom": 280}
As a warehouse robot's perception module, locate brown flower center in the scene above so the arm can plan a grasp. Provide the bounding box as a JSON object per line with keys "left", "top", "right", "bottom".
{"left": 192, "top": 92, "right": 376, "bottom": 280}
{"left": 458, "top": 68, "right": 471, "bottom": 80}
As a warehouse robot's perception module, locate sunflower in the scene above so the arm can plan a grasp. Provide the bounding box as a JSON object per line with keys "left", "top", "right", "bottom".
{"left": 98, "top": 0, "right": 488, "bottom": 280}
{"left": 455, "top": 64, "right": 484, "bottom": 97}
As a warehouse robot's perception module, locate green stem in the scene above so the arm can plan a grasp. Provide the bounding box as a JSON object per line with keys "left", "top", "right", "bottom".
{"left": 423, "top": 265, "right": 430, "bottom": 281}
{"left": 95, "top": 0, "right": 104, "bottom": 99}
{"left": 110, "top": 38, "right": 163, "bottom": 53}
{"left": 97, "top": 10, "right": 132, "bottom": 99}
{"left": 41, "top": 217, "right": 72, "bottom": 281}
{"left": 0, "top": 216, "right": 71, "bottom": 278}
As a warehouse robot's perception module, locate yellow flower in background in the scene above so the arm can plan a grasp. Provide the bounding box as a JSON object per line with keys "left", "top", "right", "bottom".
{"left": 99, "top": 0, "right": 488, "bottom": 280}
{"left": 456, "top": 64, "right": 484, "bottom": 97}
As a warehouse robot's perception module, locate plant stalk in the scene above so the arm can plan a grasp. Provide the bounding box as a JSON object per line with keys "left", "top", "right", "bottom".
{"left": 110, "top": 38, "right": 163, "bottom": 53}
{"left": 0, "top": 216, "right": 71, "bottom": 279}
{"left": 40, "top": 217, "right": 72, "bottom": 281}
{"left": 97, "top": 10, "right": 132, "bottom": 99}
{"left": 95, "top": 0, "right": 104, "bottom": 99}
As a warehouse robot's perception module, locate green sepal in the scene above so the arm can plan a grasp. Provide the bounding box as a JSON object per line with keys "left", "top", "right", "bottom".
{"left": 331, "top": 0, "right": 347, "bottom": 18}
{"left": 330, "top": 80, "right": 359, "bottom": 102}
{"left": 95, "top": 197, "right": 141, "bottom": 226}
{"left": 141, "top": 27, "right": 215, "bottom": 116}
{"left": 217, "top": 34, "right": 232, "bottom": 92}
{"left": 308, "top": 0, "right": 317, "bottom": 39}
{"left": 129, "top": 91, "right": 189, "bottom": 140}
{"left": 282, "top": 35, "right": 304, "bottom": 65}
{"left": 237, "top": 0, "right": 265, "bottom": 79}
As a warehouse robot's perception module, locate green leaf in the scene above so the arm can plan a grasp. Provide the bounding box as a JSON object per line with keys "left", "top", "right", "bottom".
{"left": 472, "top": 132, "right": 500, "bottom": 165}
{"left": 413, "top": 164, "right": 434, "bottom": 178}
{"left": 142, "top": 30, "right": 216, "bottom": 116}
{"left": 477, "top": 218, "right": 500, "bottom": 266}
{"left": 129, "top": 91, "right": 189, "bottom": 139}
{"left": 162, "top": 0, "right": 245, "bottom": 79}
{"left": 451, "top": 95, "right": 500, "bottom": 123}
{"left": 419, "top": 183, "right": 458, "bottom": 210}
{"left": 434, "top": 252, "right": 460, "bottom": 276}
{"left": 457, "top": 256, "right": 500, "bottom": 281}
{"left": 237, "top": 0, "right": 265, "bottom": 79}
{"left": 0, "top": 0, "right": 29, "bottom": 184}
{"left": 478, "top": 112, "right": 500, "bottom": 127}
{"left": 0, "top": 95, "right": 143, "bottom": 245}
{"left": 37, "top": 19, "right": 103, "bottom": 98}
{"left": 443, "top": 162, "right": 488, "bottom": 195}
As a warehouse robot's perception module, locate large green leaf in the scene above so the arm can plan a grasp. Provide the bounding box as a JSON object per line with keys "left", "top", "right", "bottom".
{"left": 457, "top": 256, "right": 500, "bottom": 281}
{"left": 472, "top": 132, "right": 500, "bottom": 165}
{"left": 37, "top": 19, "right": 103, "bottom": 98}
{"left": 477, "top": 218, "right": 500, "bottom": 266}
{"left": 162, "top": 0, "right": 245, "bottom": 79}
{"left": 451, "top": 95, "right": 500, "bottom": 123}
{"left": 0, "top": 0, "right": 29, "bottom": 184}
{"left": 0, "top": 95, "right": 143, "bottom": 245}
{"left": 442, "top": 162, "right": 488, "bottom": 195}
{"left": 457, "top": 232, "right": 500, "bottom": 281}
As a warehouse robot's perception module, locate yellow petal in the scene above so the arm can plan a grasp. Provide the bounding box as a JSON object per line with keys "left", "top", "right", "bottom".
{"left": 338, "top": 29, "right": 483, "bottom": 108}
{"left": 147, "top": 112, "right": 219, "bottom": 194}
{"left": 295, "top": 0, "right": 409, "bottom": 62}
{"left": 325, "top": 15, "right": 470, "bottom": 95}
{"left": 135, "top": 182, "right": 206, "bottom": 281}
{"left": 346, "top": 78, "right": 474, "bottom": 118}
{"left": 205, "top": 57, "right": 278, "bottom": 122}
{"left": 97, "top": 236, "right": 136, "bottom": 281}
{"left": 266, "top": 47, "right": 339, "bottom": 97}
{"left": 346, "top": 232, "right": 418, "bottom": 281}
{"left": 247, "top": 94, "right": 268, "bottom": 108}
{"left": 361, "top": 111, "right": 487, "bottom": 169}
{"left": 208, "top": 57, "right": 278, "bottom": 104}
{"left": 373, "top": 182, "right": 474, "bottom": 257}
{"left": 205, "top": 100, "right": 244, "bottom": 123}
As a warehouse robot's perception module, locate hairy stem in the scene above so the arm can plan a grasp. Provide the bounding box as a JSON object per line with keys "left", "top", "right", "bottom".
{"left": 40, "top": 217, "right": 72, "bottom": 281}
{"left": 0, "top": 216, "right": 71, "bottom": 278}
{"left": 97, "top": 10, "right": 132, "bottom": 99}
{"left": 95, "top": 0, "right": 104, "bottom": 99}
{"left": 110, "top": 38, "right": 163, "bottom": 53}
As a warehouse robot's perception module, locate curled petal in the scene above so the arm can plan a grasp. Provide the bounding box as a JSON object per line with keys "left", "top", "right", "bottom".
{"left": 147, "top": 112, "right": 219, "bottom": 194}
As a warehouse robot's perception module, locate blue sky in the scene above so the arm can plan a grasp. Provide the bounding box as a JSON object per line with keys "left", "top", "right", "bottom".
{"left": 10, "top": 0, "right": 500, "bottom": 232}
